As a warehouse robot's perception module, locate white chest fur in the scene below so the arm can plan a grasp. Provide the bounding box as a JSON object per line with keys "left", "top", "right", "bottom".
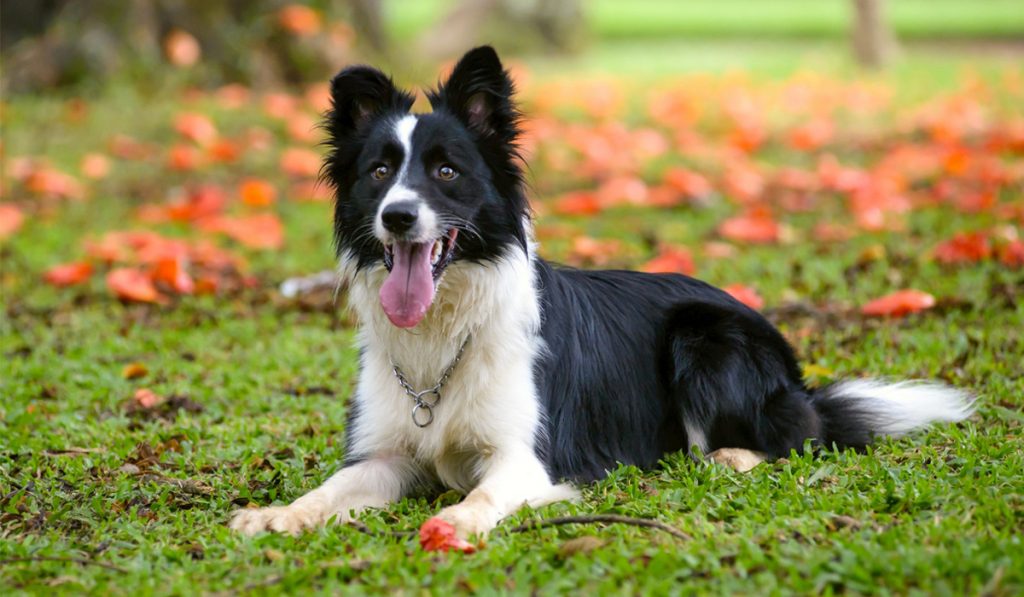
{"left": 339, "top": 249, "right": 545, "bottom": 492}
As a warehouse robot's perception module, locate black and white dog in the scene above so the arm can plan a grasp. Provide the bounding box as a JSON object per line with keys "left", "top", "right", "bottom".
{"left": 231, "top": 47, "right": 973, "bottom": 538}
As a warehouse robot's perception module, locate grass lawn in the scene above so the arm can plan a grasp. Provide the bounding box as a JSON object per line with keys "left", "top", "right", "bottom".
{"left": 2, "top": 43, "right": 1023, "bottom": 594}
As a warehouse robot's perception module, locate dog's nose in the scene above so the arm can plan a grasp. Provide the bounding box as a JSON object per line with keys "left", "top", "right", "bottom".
{"left": 381, "top": 201, "right": 419, "bottom": 234}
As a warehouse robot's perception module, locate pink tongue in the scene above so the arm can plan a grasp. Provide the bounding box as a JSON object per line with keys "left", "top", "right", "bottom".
{"left": 380, "top": 241, "right": 435, "bottom": 328}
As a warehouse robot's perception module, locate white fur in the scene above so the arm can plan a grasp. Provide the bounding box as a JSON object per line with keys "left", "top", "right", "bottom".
{"left": 829, "top": 379, "right": 975, "bottom": 437}
{"left": 233, "top": 244, "right": 578, "bottom": 537}
{"left": 373, "top": 115, "right": 442, "bottom": 244}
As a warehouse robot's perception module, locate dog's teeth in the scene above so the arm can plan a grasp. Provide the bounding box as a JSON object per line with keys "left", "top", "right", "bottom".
{"left": 431, "top": 239, "right": 442, "bottom": 265}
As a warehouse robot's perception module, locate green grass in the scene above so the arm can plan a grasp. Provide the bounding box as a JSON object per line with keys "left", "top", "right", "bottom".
{"left": 3, "top": 47, "right": 1024, "bottom": 595}
{"left": 387, "top": 0, "right": 1024, "bottom": 41}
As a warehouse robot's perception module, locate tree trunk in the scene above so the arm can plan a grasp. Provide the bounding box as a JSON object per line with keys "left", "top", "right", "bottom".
{"left": 851, "top": 0, "right": 897, "bottom": 68}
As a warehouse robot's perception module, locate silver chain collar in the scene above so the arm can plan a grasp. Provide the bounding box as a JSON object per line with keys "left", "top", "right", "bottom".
{"left": 390, "top": 335, "right": 471, "bottom": 428}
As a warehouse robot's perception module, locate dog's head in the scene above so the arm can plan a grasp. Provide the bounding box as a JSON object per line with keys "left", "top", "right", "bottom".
{"left": 323, "top": 46, "right": 528, "bottom": 329}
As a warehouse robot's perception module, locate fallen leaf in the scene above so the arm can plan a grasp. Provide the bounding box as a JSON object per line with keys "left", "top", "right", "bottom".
{"left": 164, "top": 29, "right": 201, "bottom": 67}
{"left": 107, "top": 268, "right": 165, "bottom": 303}
{"left": 202, "top": 213, "right": 284, "bottom": 250}
{"left": 861, "top": 289, "right": 936, "bottom": 317}
{"left": 239, "top": 178, "right": 277, "bottom": 207}
{"left": 122, "top": 363, "right": 149, "bottom": 380}
{"left": 553, "top": 191, "right": 601, "bottom": 216}
{"left": 44, "top": 261, "right": 94, "bottom": 286}
{"left": 723, "top": 283, "right": 764, "bottom": 309}
{"left": 718, "top": 210, "right": 779, "bottom": 244}
{"left": 998, "top": 240, "right": 1024, "bottom": 268}
{"left": 0, "top": 203, "right": 26, "bottom": 239}
{"left": 280, "top": 147, "right": 321, "bottom": 177}
{"left": 153, "top": 256, "right": 195, "bottom": 294}
{"left": 133, "top": 388, "right": 164, "bottom": 409}
{"left": 167, "top": 144, "right": 202, "bottom": 171}
{"left": 641, "top": 245, "right": 694, "bottom": 275}
{"left": 934, "top": 231, "right": 992, "bottom": 264}
{"left": 419, "top": 518, "right": 477, "bottom": 553}
{"left": 80, "top": 153, "right": 111, "bottom": 179}
{"left": 278, "top": 5, "right": 322, "bottom": 36}
{"left": 174, "top": 113, "right": 218, "bottom": 146}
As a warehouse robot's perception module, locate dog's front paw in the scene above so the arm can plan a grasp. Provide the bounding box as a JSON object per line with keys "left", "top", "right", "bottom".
{"left": 229, "top": 504, "right": 325, "bottom": 536}
{"left": 435, "top": 504, "right": 499, "bottom": 540}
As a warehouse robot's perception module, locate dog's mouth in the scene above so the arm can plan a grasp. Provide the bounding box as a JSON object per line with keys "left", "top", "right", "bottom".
{"left": 379, "top": 229, "right": 459, "bottom": 328}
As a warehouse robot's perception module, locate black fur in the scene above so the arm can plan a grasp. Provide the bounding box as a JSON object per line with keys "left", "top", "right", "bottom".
{"left": 324, "top": 47, "right": 960, "bottom": 486}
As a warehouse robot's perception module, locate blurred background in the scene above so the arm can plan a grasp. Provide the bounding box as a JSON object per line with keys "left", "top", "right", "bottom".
{"left": 3, "top": 0, "right": 1022, "bottom": 91}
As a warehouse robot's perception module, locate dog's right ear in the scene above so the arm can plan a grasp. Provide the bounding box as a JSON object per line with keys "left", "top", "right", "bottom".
{"left": 326, "top": 66, "right": 414, "bottom": 140}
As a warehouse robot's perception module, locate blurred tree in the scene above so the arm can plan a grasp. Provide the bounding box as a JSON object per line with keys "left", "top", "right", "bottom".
{"left": 851, "top": 0, "right": 897, "bottom": 68}
{"left": 414, "top": 0, "right": 584, "bottom": 61}
{"left": 0, "top": 0, "right": 359, "bottom": 93}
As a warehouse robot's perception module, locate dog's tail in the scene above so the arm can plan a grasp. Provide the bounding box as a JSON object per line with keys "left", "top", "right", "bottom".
{"left": 809, "top": 379, "right": 975, "bottom": 449}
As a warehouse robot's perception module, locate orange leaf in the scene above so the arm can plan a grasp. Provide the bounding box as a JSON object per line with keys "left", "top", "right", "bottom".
{"left": 723, "top": 284, "right": 764, "bottom": 310}
{"left": 553, "top": 191, "right": 601, "bottom": 216}
{"left": 207, "top": 139, "right": 241, "bottom": 163}
{"left": 80, "top": 153, "right": 111, "bottom": 179}
{"left": 934, "top": 232, "right": 992, "bottom": 264}
{"left": 44, "top": 262, "right": 93, "bottom": 287}
{"left": 419, "top": 518, "right": 476, "bottom": 553}
{"left": 153, "top": 257, "right": 195, "bottom": 294}
{"left": 238, "top": 178, "right": 277, "bottom": 207}
{"left": 24, "top": 166, "right": 83, "bottom": 199}
{"left": 641, "top": 245, "right": 694, "bottom": 275}
{"left": 167, "top": 144, "right": 202, "bottom": 171}
{"left": 998, "top": 239, "right": 1024, "bottom": 268}
{"left": 133, "top": 388, "right": 164, "bottom": 409}
{"left": 663, "top": 167, "right": 712, "bottom": 200}
{"left": 202, "top": 214, "right": 284, "bottom": 250}
{"left": 0, "top": 203, "right": 25, "bottom": 240}
{"left": 122, "top": 363, "right": 149, "bottom": 380}
{"left": 278, "top": 4, "right": 322, "bottom": 36}
{"left": 164, "top": 29, "right": 201, "bottom": 67}
{"left": 861, "top": 289, "right": 936, "bottom": 318}
{"left": 718, "top": 211, "right": 779, "bottom": 244}
{"left": 174, "top": 113, "right": 218, "bottom": 146}
{"left": 107, "top": 268, "right": 165, "bottom": 303}
{"left": 280, "top": 147, "right": 321, "bottom": 178}
{"left": 287, "top": 112, "right": 320, "bottom": 143}
{"left": 568, "top": 236, "right": 621, "bottom": 267}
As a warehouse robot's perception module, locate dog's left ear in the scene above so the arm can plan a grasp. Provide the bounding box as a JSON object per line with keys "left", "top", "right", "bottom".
{"left": 433, "top": 46, "right": 517, "bottom": 139}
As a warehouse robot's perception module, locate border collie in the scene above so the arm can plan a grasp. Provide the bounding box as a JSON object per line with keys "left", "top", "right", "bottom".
{"left": 231, "top": 47, "right": 974, "bottom": 538}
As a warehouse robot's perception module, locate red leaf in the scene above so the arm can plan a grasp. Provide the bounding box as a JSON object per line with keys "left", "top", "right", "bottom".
{"left": 998, "top": 239, "right": 1024, "bottom": 268}
{"left": 167, "top": 144, "right": 202, "bottom": 171}
{"left": 80, "top": 153, "right": 111, "bottom": 179}
{"left": 107, "top": 268, "right": 165, "bottom": 303}
{"left": 44, "top": 262, "right": 94, "bottom": 287}
{"left": 202, "top": 214, "right": 284, "bottom": 250}
{"left": 723, "top": 284, "right": 764, "bottom": 310}
{"left": 861, "top": 290, "right": 936, "bottom": 318}
{"left": 174, "top": 113, "right": 218, "bottom": 146}
{"left": 663, "top": 167, "right": 712, "bottom": 200}
{"left": 0, "top": 203, "right": 26, "bottom": 240}
{"left": 641, "top": 245, "right": 694, "bottom": 275}
{"left": 152, "top": 257, "right": 195, "bottom": 294}
{"left": 164, "top": 29, "right": 201, "bottom": 67}
{"left": 553, "top": 191, "right": 602, "bottom": 216}
{"left": 280, "top": 147, "right": 321, "bottom": 178}
{"left": 718, "top": 210, "right": 779, "bottom": 244}
{"left": 419, "top": 518, "right": 477, "bottom": 553}
{"left": 278, "top": 4, "right": 322, "bottom": 36}
{"left": 934, "top": 232, "right": 992, "bottom": 264}
{"left": 568, "top": 236, "right": 621, "bottom": 267}
{"left": 133, "top": 388, "right": 164, "bottom": 409}
{"left": 238, "top": 178, "right": 277, "bottom": 207}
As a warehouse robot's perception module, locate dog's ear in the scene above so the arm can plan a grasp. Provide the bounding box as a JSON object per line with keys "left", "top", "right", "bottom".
{"left": 327, "top": 66, "right": 414, "bottom": 140}
{"left": 433, "top": 46, "right": 518, "bottom": 139}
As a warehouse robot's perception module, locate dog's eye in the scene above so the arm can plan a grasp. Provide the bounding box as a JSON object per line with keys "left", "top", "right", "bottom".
{"left": 372, "top": 165, "right": 391, "bottom": 180}
{"left": 436, "top": 164, "right": 458, "bottom": 181}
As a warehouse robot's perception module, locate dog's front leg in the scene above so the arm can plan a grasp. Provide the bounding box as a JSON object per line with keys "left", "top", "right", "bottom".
{"left": 435, "top": 447, "right": 578, "bottom": 539}
{"left": 230, "top": 456, "right": 417, "bottom": 536}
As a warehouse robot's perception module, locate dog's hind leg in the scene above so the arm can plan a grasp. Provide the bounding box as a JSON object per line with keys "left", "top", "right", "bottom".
{"left": 230, "top": 455, "right": 419, "bottom": 536}
{"left": 665, "top": 300, "right": 821, "bottom": 467}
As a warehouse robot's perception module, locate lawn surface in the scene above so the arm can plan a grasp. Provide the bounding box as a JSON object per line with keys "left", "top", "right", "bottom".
{"left": 2, "top": 41, "right": 1023, "bottom": 595}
